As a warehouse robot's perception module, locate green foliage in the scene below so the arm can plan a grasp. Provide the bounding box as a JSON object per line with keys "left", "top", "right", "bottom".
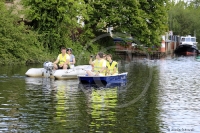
{"left": 1, "top": 0, "right": 170, "bottom": 65}
{"left": 0, "top": 1, "right": 49, "bottom": 65}
{"left": 21, "top": 0, "right": 88, "bottom": 53}
{"left": 139, "top": 0, "right": 168, "bottom": 46}
{"left": 168, "top": 0, "right": 200, "bottom": 44}
{"left": 84, "top": 0, "right": 168, "bottom": 47}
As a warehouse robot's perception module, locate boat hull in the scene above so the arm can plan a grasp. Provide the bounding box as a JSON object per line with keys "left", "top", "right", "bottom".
{"left": 25, "top": 68, "right": 45, "bottom": 77}
{"left": 77, "top": 72, "right": 128, "bottom": 84}
{"left": 25, "top": 65, "right": 92, "bottom": 79}
{"left": 174, "top": 44, "right": 199, "bottom": 56}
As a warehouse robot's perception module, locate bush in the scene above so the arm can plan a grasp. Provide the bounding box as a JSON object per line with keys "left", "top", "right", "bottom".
{"left": 0, "top": 1, "right": 49, "bottom": 64}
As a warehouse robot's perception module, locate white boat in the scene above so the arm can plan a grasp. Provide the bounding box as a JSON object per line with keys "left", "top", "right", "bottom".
{"left": 25, "top": 62, "right": 92, "bottom": 79}
{"left": 25, "top": 68, "right": 46, "bottom": 77}
{"left": 53, "top": 65, "right": 91, "bottom": 80}
{"left": 174, "top": 35, "right": 199, "bottom": 55}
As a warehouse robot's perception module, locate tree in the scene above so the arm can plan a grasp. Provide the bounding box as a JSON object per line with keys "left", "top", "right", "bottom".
{"left": 84, "top": 0, "right": 168, "bottom": 47}
{"left": 168, "top": 0, "right": 200, "bottom": 43}
{"left": 139, "top": 0, "right": 168, "bottom": 46}
{"left": 0, "top": 1, "right": 46, "bottom": 64}
{"left": 22, "top": 0, "right": 88, "bottom": 52}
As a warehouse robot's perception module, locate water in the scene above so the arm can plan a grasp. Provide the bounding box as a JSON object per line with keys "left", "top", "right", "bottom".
{"left": 0, "top": 57, "right": 199, "bottom": 132}
{"left": 158, "top": 57, "right": 200, "bottom": 133}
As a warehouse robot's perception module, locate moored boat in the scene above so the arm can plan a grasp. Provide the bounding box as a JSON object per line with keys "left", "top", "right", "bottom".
{"left": 174, "top": 35, "right": 199, "bottom": 55}
{"left": 77, "top": 72, "right": 128, "bottom": 85}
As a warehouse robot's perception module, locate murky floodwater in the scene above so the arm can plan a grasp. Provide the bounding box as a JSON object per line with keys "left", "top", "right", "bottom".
{"left": 0, "top": 57, "right": 200, "bottom": 132}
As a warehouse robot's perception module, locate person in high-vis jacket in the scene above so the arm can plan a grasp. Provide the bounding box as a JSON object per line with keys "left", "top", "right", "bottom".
{"left": 87, "top": 52, "right": 106, "bottom": 76}
{"left": 106, "top": 54, "right": 118, "bottom": 75}
{"left": 53, "top": 47, "right": 70, "bottom": 70}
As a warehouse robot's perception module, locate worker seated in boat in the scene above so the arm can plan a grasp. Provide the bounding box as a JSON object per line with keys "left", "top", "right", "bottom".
{"left": 103, "top": 54, "right": 108, "bottom": 64}
{"left": 106, "top": 54, "right": 118, "bottom": 75}
{"left": 89, "top": 55, "right": 94, "bottom": 72}
{"left": 89, "top": 54, "right": 107, "bottom": 72}
{"left": 103, "top": 54, "right": 107, "bottom": 60}
{"left": 86, "top": 52, "right": 106, "bottom": 76}
{"left": 53, "top": 47, "right": 70, "bottom": 70}
{"left": 67, "top": 48, "right": 76, "bottom": 68}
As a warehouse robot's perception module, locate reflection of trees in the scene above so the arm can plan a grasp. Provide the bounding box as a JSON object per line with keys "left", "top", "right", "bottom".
{"left": 21, "top": 79, "right": 82, "bottom": 132}
{"left": 21, "top": 78, "right": 55, "bottom": 132}
{"left": 115, "top": 66, "right": 160, "bottom": 133}
{"left": 0, "top": 79, "right": 24, "bottom": 132}
{"left": 89, "top": 88, "right": 117, "bottom": 132}
{"left": 0, "top": 62, "right": 160, "bottom": 132}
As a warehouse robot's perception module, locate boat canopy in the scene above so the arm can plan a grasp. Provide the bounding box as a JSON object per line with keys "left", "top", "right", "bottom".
{"left": 181, "top": 36, "right": 196, "bottom": 42}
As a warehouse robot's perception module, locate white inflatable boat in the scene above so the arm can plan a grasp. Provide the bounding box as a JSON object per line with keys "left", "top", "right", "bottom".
{"left": 25, "top": 62, "right": 92, "bottom": 80}
{"left": 53, "top": 65, "right": 91, "bottom": 80}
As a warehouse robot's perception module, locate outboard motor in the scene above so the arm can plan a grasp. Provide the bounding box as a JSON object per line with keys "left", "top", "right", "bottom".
{"left": 43, "top": 61, "right": 54, "bottom": 77}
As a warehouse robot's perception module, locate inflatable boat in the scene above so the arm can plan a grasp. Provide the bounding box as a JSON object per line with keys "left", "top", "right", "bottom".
{"left": 53, "top": 65, "right": 91, "bottom": 80}
{"left": 25, "top": 62, "right": 92, "bottom": 79}
{"left": 77, "top": 72, "right": 128, "bottom": 84}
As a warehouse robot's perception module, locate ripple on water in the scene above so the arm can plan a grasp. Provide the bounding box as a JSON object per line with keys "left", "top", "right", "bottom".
{"left": 158, "top": 57, "right": 200, "bottom": 132}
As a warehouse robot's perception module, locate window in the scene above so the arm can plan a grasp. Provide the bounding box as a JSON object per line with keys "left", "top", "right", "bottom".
{"left": 191, "top": 38, "right": 196, "bottom": 42}
{"left": 181, "top": 38, "right": 185, "bottom": 41}
{"left": 185, "top": 38, "right": 190, "bottom": 42}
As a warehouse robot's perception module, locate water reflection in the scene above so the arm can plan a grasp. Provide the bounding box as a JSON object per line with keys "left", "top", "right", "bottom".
{"left": 2, "top": 57, "right": 197, "bottom": 132}
{"left": 54, "top": 80, "right": 83, "bottom": 131}
{"left": 24, "top": 78, "right": 83, "bottom": 132}
{"left": 54, "top": 82, "right": 67, "bottom": 125}
{"left": 79, "top": 84, "right": 119, "bottom": 132}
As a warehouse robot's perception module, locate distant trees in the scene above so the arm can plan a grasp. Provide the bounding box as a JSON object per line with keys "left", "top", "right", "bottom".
{"left": 168, "top": 0, "right": 200, "bottom": 42}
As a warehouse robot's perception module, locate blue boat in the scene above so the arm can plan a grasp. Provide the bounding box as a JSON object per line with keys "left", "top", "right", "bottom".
{"left": 77, "top": 72, "right": 128, "bottom": 84}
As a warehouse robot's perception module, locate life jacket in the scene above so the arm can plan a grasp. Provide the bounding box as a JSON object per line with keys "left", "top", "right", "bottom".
{"left": 106, "top": 61, "right": 118, "bottom": 75}
{"left": 93, "top": 59, "right": 105, "bottom": 76}
{"left": 58, "top": 54, "right": 69, "bottom": 65}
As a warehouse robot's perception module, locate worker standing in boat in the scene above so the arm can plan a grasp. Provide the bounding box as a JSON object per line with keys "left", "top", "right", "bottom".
{"left": 106, "top": 54, "right": 118, "bottom": 75}
{"left": 87, "top": 52, "right": 106, "bottom": 76}
{"left": 67, "top": 48, "right": 76, "bottom": 68}
{"left": 53, "top": 47, "right": 70, "bottom": 70}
